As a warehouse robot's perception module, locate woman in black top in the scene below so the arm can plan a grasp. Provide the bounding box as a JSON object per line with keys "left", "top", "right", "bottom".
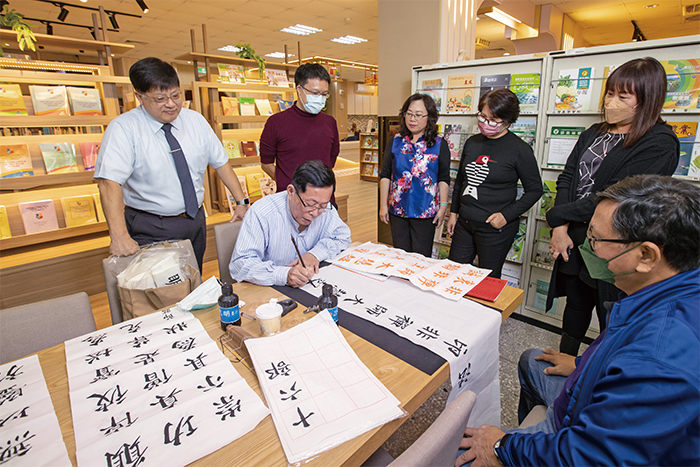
{"left": 447, "top": 89, "right": 542, "bottom": 278}
{"left": 546, "top": 57, "right": 679, "bottom": 355}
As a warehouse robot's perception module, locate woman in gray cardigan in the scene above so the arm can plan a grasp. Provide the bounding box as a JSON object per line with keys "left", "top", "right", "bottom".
{"left": 545, "top": 57, "right": 679, "bottom": 355}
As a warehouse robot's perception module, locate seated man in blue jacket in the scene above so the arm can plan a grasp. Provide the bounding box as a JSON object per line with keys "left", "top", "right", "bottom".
{"left": 230, "top": 160, "right": 351, "bottom": 288}
{"left": 457, "top": 174, "right": 699, "bottom": 467}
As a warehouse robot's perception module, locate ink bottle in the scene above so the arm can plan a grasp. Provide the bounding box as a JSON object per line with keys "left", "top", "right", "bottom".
{"left": 219, "top": 282, "right": 240, "bottom": 330}
{"left": 317, "top": 283, "right": 338, "bottom": 323}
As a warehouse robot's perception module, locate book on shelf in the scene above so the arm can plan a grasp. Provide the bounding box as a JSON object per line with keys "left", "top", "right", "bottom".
{"left": 372, "top": 137, "right": 379, "bottom": 149}
{"left": 546, "top": 127, "right": 586, "bottom": 166}
{"left": 540, "top": 179, "right": 557, "bottom": 217}
{"left": 479, "top": 73, "right": 510, "bottom": 101}
{"left": 0, "top": 205, "right": 11, "bottom": 238}
{"left": 437, "top": 244, "right": 450, "bottom": 259}
{"left": 501, "top": 262, "right": 521, "bottom": 288}
{"left": 661, "top": 59, "right": 700, "bottom": 110}
{"left": 372, "top": 165, "right": 379, "bottom": 177}
{"left": 239, "top": 97, "right": 256, "bottom": 116}
{"left": 363, "top": 164, "right": 373, "bottom": 176}
{"left": 79, "top": 142, "right": 101, "bottom": 171}
{"left": 265, "top": 69, "right": 289, "bottom": 87}
{"left": 223, "top": 185, "right": 237, "bottom": 215}
{"left": 598, "top": 65, "right": 622, "bottom": 103}
{"left": 510, "top": 119, "right": 536, "bottom": 149}
{"left": 450, "top": 167, "right": 458, "bottom": 180}
{"left": 245, "top": 173, "right": 266, "bottom": 198}
{"left": 92, "top": 193, "right": 105, "bottom": 222}
{"left": 237, "top": 175, "right": 249, "bottom": 198}
{"left": 510, "top": 73, "right": 540, "bottom": 113}
{"left": 0, "top": 144, "right": 34, "bottom": 178}
{"left": 506, "top": 220, "right": 527, "bottom": 262}
{"left": 217, "top": 64, "right": 246, "bottom": 84}
{"left": 362, "top": 152, "right": 372, "bottom": 162}
{"left": 61, "top": 195, "right": 97, "bottom": 227}
{"left": 420, "top": 78, "right": 443, "bottom": 112}
{"left": 0, "top": 84, "right": 28, "bottom": 116}
{"left": 361, "top": 135, "right": 374, "bottom": 148}
{"left": 223, "top": 139, "right": 242, "bottom": 159}
{"left": 254, "top": 98, "right": 274, "bottom": 116}
{"left": 533, "top": 279, "right": 558, "bottom": 314}
{"left": 444, "top": 124, "right": 466, "bottom": 160}
{"left": 29, "top": 85, "right": 70, "bottom": 116}
{"left": 465, "top": 276, "right": 507, "bottom": 302}
{"left": 670, "top": 121, "right": 698, "bottom": 176}
{"left": 270, "top": 100, "right": 281, "bottom": 113}
{"left": 555, "top": 68, "right": 595, "bottom": 112}
{"left": 278, "top": 99, "right": 294, "bottom": 111}
{"left": 446, "top": 74, "right": 475, "bottom": 113}
{"left": 240, "top": 141, "right": 258, "bottom": 157}
{"left": 221, "top": 97, "right": 240, "bottom": 116}
{"left": 689, "top": 143, "right": 700, "bottom": 178}
{"left": 259, "top": 176, "right": 277, "bottom": 196}
{"left": 19, "top": 199, "right": 59, "bottom": 234}
{"left": 39, "top": 143, "right": 78, "bottom": 174}
{"left": 534, "top": 226, "right": 554, "bottom": 266}
{"left": 66, "top": 87, "right": 103, "bottom": 116}
{"left": 372, "top": 151, "right": 379, "bottom": 163}
{"left": 440, "top": 221, "right": 452, "bottom": 243}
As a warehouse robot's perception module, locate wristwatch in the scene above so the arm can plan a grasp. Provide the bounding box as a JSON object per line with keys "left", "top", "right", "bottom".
{"left": 235, "top": 198, "right": 250, "bottom": 206}
{"left": 493, "top": 434, "right": 511, "bottom": 466}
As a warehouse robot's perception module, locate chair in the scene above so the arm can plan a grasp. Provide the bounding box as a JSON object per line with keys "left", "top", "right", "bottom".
{"left": 0, "top": 292, "right": 97, "bottom": 364}
{"left": 363, "top": 390, "right": 477, "bottom": 467}
{"left": 214, "top": 221, "right": 243, "bottom": 285}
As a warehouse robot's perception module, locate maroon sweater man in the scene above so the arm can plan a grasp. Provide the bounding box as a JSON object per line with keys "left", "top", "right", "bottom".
{"left": 260, "top": 63, "right": 340, "bottom": 193}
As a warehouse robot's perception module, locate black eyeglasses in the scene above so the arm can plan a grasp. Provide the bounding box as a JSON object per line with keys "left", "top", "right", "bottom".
{"left": 295, "top": 190, "right": 331, "bottom": 213}
{"left": 299, "top": 85, "right": 329, "bottom": 98}
{"left": 586, "top": 226, "right": 633, "bottom": 251}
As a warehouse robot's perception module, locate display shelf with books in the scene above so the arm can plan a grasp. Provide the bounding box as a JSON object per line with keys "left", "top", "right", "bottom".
{"left": 359, "top": 133, "right": 380, "bottom": 182}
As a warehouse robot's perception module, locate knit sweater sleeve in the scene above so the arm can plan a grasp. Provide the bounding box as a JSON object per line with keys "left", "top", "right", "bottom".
{"left": 500, "top": 141, "right": 543, "bottom": 222}
{"left": 379, "top": 138, "right": 395, "bottom": 180}
{"left": 437, "top": 138, "right": 451, "bottom": 184}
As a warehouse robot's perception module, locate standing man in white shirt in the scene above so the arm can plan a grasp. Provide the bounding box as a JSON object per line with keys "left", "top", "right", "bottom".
{"left": 95, "top": 57, "right": 249, "bottom": 271}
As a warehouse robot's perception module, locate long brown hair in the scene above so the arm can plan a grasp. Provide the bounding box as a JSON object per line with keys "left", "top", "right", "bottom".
{"left": 599, "top": 57, "right": 666, "bottom": 147}
{"left": 398, "top": 93, "right": 439, "bottom": 147}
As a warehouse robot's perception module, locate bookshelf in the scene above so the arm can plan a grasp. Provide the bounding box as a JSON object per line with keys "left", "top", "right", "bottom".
{"left": 359, "top": 133, "right": 380, "bottom": 181}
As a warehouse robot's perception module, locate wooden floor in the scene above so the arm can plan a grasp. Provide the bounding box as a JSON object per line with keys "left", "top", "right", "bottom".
{"left": 89, "top": 173, "right": 379, "bottom": 329}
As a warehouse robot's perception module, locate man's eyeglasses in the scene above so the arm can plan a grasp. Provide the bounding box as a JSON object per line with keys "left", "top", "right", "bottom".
{"left": 299, "top": 85, "right": 329, "bottom": 98}
{"left": 405, "top": 112, "right": 428, "bottom": 121}
{"left": 139, "top": 91, "right": 182, "bottom": 106}
{"left": 476, "top": 112, "right": 503, "bottom": 127}
{"left": 586, "top": 227, "right": 633, "bottom": 251}
{"left": 295, "top": 190, "right": 331, "bottom": 213}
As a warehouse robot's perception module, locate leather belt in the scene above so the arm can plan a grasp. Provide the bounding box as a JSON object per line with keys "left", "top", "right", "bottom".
{"left": 125, "top": 206, "right": 192, "bottom": 219}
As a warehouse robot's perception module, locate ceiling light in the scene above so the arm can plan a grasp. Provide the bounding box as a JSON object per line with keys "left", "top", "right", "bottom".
{"left": 281, "top": 24, "right": 321, "bottom": 36}
{"left": 80, "top": 0, "right": 87, "bottom": 3}
{"left": 218, "top": 45, "right": 241, "bottom": 52}
{"left": 135, "top": 0, "right": 149, "bottom": 13}
{"left": 503, "top": 52, "right": 510, "bottom": 56}
{"left": 57, "top": 6, "right": 69, "bottom": 22}
{"left": 331, "top": 35, "right": 367, "bottom": 45}
{"left": 477, "top": 6, "right": 521, "bottom": 29}
{"left": 265, "top": 52, "right": 295, "bottom": 59}
{"left": 109, "top": 13, "right": 119, "bottom": 29}
{"left": 644, "top": 4, "right": 658, "bottom": 8}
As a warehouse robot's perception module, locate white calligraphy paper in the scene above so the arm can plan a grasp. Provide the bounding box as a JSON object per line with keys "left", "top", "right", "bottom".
{"left": 0, "top": 355, "right": 71, "bottom": 466}
{"left": 302, "top": 264, "right": 502, "bottom": 427}
{"left": 332, "top": 242, "right": 491, "bottom": 300}
{"left": 245, "top": 311, "right": 404, "bottom": 464}
{"left": 64, "top": 308, "right": 269, "bottom": 467}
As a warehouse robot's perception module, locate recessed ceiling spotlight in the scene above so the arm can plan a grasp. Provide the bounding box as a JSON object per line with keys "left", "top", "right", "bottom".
{"left": 281, "top": 24, "right": 322, "bottom": 36}
{"left": 503, "top": 52, "right": 510, "bottom": 56}
{"left": 331, "top": 35, "right": 367, "bottom": 45}
{"left": 644, "top": 4, "right": 658, "bottom": 8}
{"left": 80, "top": 0, "right": 87, "bottom": 3}
{"left": 218, "top": 45, "right": 241, "bottom": 52}
{"left": 265, "top": 52, "right": 295, "bottom": 58}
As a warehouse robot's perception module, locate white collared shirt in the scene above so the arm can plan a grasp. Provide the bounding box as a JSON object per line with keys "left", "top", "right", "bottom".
{"left": 94, "top": 106, "right": 228, "bottom": 216}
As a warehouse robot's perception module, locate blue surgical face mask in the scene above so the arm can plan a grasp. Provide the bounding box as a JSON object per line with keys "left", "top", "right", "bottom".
{"left": 303, "top": 93, "right": 327, "bottom": 114}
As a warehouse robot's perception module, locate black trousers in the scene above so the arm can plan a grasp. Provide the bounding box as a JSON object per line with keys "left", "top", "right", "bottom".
{"left": 447, "top": 217, "right": 519, "bottom": 278}
{"left": 389, "top": 214, "right": 436, "bottom": 258}
{"left": 125, "top": 206, "right": 206, "bottom": 272}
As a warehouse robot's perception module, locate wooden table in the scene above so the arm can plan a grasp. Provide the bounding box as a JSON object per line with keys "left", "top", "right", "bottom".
{"left": 34, "top": 280, "right": 522, "bottom": 466}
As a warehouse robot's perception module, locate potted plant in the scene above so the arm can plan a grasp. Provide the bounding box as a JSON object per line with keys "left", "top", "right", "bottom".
{"left": 235, "top": 42, "right": 265, "bottom": 81}
{"left": 0, "top": 5, "right": 36, "bottom": 56}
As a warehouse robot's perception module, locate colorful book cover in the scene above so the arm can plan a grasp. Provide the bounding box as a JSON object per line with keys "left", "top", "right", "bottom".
{"left": 0, "top": 205, "right": 11, "bottom": 238}
{"left": 79, "top": 142, "right": 100, "bottom": 171}
{"left": 221, "top": 97, "right": 239, "bottom": 116}
{"left": 540, "top": 180, "right": 557, "bottom": 217}
{"left": 437, "top": 244, "right": 451, "bottom": 260}
{"left": 240, "top": 141, "right": 258, "bottom": 157}
{"left": 0, "top": 144, "right": 34, "bottom": 178}
{"left": 446, "top": 74, "right": 475, "bottom": 113}
{"left": 555, "top": 68, "right": 594, "bottom": 112}
{"left": 223, "top": 139, "right": 241, "bottom": 158}
{"left": 39, "top": 143, "right": 78, "bottom": 174}
{"left": 278, "top": 99, "right": 294, "bottom": 111}
{"left": 66, "top": 87, "right": 103, "bottom": 116}
{"left": 265, "top": 69, "right": 289, "bottom": 87}
{"left": 510, "top": 73, "right": 540, "bottom": 113}
{"left": 245, "top": 173, "right": 265, "bottom": 198}
{"left": 661, "top": 59, "right": 700, "bottom": 110}
{"left": 92, "top": 193, "right": 105, "bottom": 222}
{"left": 254, "top": 98, "right": 274, "bottom": 116}
{"left": 61, "top": 195, "right": 97, "bottom": 227}
{"left": 443, "top": 124, "right": 465, "bottom": 160}
{"left": 239, "top": 97, "right": 256, "bottom": 116}
{"left": 534, "top": 226, "right": 554, "bottom": 266}
{"left": 217, "top": 64, "right": 246, "bottom": 84}
{"left": 510, "top": 119, "right": 537, "bottom": 149}
{"left": 361, "top": 135, "right": 373, "bottom": 148}
{"left": 599, "top": 64, "right": 622, "bottom": 104}
{"left": 688, "top": 143, "right": 700, "bottom": 178}
{"left": 670, "top": 121, "right": 698, "bottom": 176}
{"left": 29, "top": 85, "right": 70, "bottom": 116}
{"left": 533, "top": 280, "right": 550, "bottom": 312}
{"left": 479, "top": 74, "right": 510, "bottom": 101}
{"left": 547, "top": 127, "right": 586, "bottom": 166}
{"left": 19, "top": 199, "right": 59, "bottom": 234}
{"left": 506, "top": 220, "right": 527, "bottom": 262}
{"left": 259, "top": 176, "right": 277, "bottom": 196}
{"left": 237, "top": 175, "right": 249, "bottom": 198}
{"left": 0, "top": 84, "right": 28, "bottom": 116}
{"left": 421, "top": 78, "right": 443, "bottom": 112}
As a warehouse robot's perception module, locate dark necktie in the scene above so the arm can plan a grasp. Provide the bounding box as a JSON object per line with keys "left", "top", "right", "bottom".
{"left": 162, "top": 123, "right": 199, "bottom": 218}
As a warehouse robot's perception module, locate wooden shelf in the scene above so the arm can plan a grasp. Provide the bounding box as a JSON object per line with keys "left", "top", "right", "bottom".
{"left": 176, "top": 52, "right": 299, "bottom": 72}
{"left": 360, "top": 175, "right": 379, "bottom": 182}
{"left": 0, "top": 172, "right": 96, "bottom": 191}
{"left": 193, "top": 80, "right": 293, "bottom": 94}
{"left": 1, "top": 116, "right": 113, "bottom": 127}
{"left": 0, "top": 30, "right": 135, "bottom": 54}
{"left": 0, "top": 222, "right": 108, "bottom": 250}
{"left": 0, "top": 68, "right": 132, "bottom": 84}
{"left": 216, "top": 115, "right": 270, "bottom": 124}
{"left": 228, "top": 156, "right": 261, "bottom": 167}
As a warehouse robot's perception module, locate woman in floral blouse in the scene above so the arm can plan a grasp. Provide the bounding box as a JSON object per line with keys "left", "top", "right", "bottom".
{"left": 379, "top": 93, "right": 451, "bottom": 257}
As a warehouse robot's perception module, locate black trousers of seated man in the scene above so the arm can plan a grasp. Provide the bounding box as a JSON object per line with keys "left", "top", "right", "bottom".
{"left": 125, "top": 206, "right": 206, "bottom": 273}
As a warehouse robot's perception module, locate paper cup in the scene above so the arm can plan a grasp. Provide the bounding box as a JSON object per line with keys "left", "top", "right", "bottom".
{"left": 255, "top": 299, "right": 283, "bottom": 337}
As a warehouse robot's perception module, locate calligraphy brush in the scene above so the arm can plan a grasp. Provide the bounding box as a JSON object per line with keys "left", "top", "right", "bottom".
{"left": 290, "top": 234, "right": 306, "bottom": 268}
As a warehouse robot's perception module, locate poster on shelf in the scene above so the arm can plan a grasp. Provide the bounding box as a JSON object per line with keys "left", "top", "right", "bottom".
{"left": 0, "top": 143, "right": 34, "bottom": 178}
{"left": 661, "top": 59, "right": 700, "bottom": 110}
{"left": 510, "top": 73, "right": 540, "bottom": 113}
{"left": 546, "top": 127, "right": 585, "bottom": 166}
{"left": 421, "top": 78, "right": 443, "bottom": 112}
{"left": 19, "top": 199, "right": 59, "bottom": 234}
{"left": 29, "top": 85, "right": 70, "bottom": 116}
{"left": 0, "top": 205, "right": 11, "bottom": 238}
{"left": 554, "top": 68, "right": 594, "bottom": 112}
{"left": 670, "top": 121, "right": 698, "bottom": 176}
{"left": 478, "top": 74, "right": 510, "bottom": 101}
{"left": 265, "top": 69, "right": 289, "bottom": 87}
{"left": 446, "top": 74, "right": 475, "bottom": 113}
{"left": 0, "top": 83, "right": 29, "bottom": 115}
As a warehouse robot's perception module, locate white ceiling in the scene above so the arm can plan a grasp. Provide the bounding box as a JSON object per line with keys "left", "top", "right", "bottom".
{"left": 6, "top": 0, "right": 699, "bottom": 70}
